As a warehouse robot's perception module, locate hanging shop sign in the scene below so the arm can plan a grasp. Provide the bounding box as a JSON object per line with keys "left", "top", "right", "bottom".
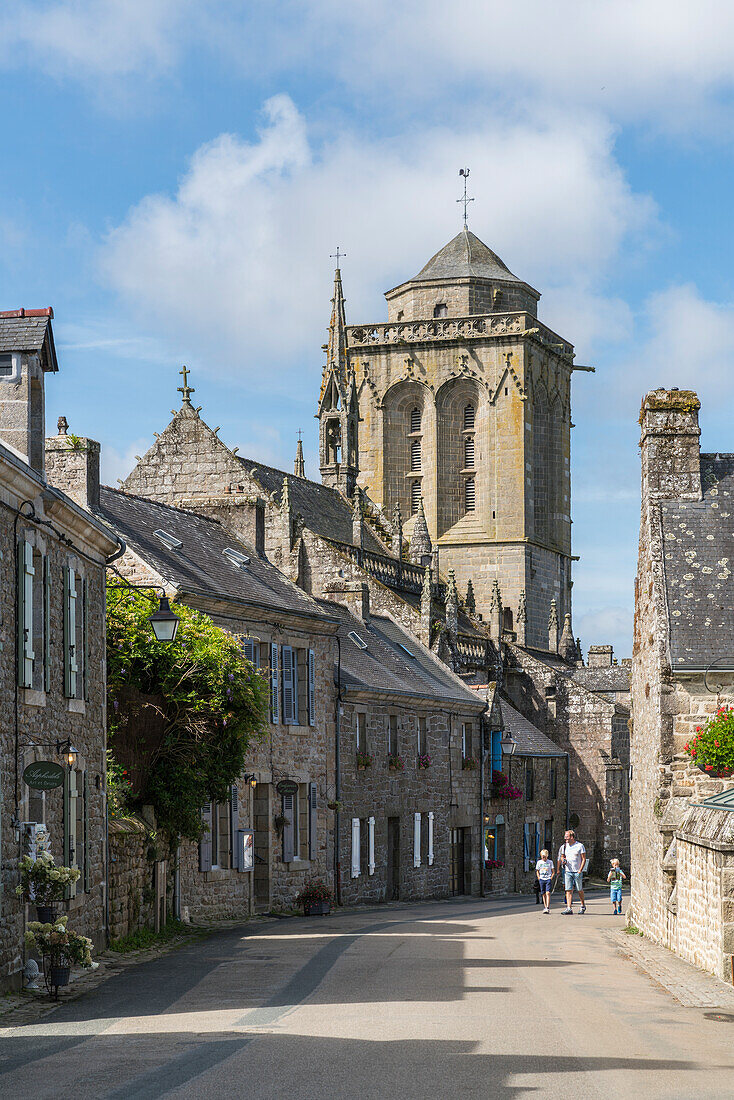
{"left": 23, "top": 761, "right": 65, "bottom": 791}
{"left": 276, "top": 779, "right": 298, "bottom": 796}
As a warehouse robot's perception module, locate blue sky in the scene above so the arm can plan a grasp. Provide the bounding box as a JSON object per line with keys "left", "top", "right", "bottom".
{"left": 3, "top": 0, "right": 734, "bottom": 658}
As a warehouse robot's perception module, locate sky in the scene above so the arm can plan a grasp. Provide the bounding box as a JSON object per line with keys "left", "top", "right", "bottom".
{"left": 3, "top": 0, "right": 734, "bottom": 659}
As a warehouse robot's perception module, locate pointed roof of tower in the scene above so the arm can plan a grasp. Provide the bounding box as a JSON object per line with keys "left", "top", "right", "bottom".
{"left": 411, "top": 227, "right": 523, "bottom": 285}
{"left": 326, "top": 267, "right": 348, "bottom": 374}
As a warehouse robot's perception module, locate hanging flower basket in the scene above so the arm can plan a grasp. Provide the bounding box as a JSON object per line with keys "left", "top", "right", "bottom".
{"left": 490, "top": 770, "right": 523, "bottom": 800}
{"left": 684, "top": 707, "right": 734, "bottom": 777}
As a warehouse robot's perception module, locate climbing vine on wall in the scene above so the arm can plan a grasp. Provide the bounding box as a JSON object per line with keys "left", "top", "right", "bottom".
{"left": 106, "top": 587, "right": 268, "bottom": 840}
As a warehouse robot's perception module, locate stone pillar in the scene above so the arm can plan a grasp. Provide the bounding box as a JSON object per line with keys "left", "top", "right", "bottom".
{"left": 420, "top": 562, "right": 432, "bottom": 648}
{"left": 391, "top": 502, "right": 403, "bottom": 559}
{"left": 465, "top": 578, "right": 476, "bottom": 617}
{"left": 294, "top": 437, "right": 305, "bottom": 478}
{"left": 445, "top": 569, "right": 459, "bottom": 638}
{"left": 352, "top": 487, "right": 364, "bottom": 549}
{"left": 488, "top": 579, "right": 502, "bottom": 643}
{"left": 280, "top": 476, "right": 293, "bottom": 553}
{"left": 409, "top": 497, "right": 432, "bottom": 565}
{"left": 516, "top": 590, "right": 527, "bottom": 646}
{"left": 548, "top": 599, "right": 559, "bottom": 654}
{"left": 639, "top": 388, "right": 702, "bottom": 503}
{"left": 558, "top": 613, "right": 575, "bottom": 664}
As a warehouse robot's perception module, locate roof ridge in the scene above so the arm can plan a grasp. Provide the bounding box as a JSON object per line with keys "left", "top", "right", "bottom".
{"left": 100, "top": 484, "right": 226, "bottom": 528}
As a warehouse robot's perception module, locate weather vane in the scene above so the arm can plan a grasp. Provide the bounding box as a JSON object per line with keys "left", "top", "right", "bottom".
{"left": 457, "top": 168, "right": 474, "bottom": 228}
{"left": 330, "top": 247, "right": 346, "bottom": 267}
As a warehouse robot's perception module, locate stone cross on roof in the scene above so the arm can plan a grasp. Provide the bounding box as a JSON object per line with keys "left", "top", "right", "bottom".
{"left": 178, "top": 365, "right": 195, "bottom": 405}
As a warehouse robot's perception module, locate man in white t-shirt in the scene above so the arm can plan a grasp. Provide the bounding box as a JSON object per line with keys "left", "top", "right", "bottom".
{"left": 557, "top": 829, "right": 586, "bottom": 914}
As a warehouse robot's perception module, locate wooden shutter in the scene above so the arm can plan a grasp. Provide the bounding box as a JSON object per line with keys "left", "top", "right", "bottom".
{"left": 367, "top": 816, "right": 375, "bottom": 875}
{"left": 43, "top": 555, "right": 51, "bottom": 693}
{"left": 17, "top": 540, "right": 34, "bottom": 688}
{"left": 491, "top": 731, "right": 502, "bottom": 775}
{"left": 270, "top": 642, "right": 280, "bottom": 723}
{"left": 243, "top": 638, "right": 255, "bottom": 662}
{"left": 523, "top": 823, "right": 531, "bottom": 872}
{"left": 83, "top": 770, "right": 90, "bottom": 892}
{"left": 64, "top": 566, "right": 78, "bottom": 698}
{"left": 351, "top": 817, "right": 361, "bottom": 878}
{"left": 230, "top": 785, "right": 240, "bottom": 870}
{"left": 307, "top": 649, "right": 316, "bottom": 726}
{"left": 427, "top": 811, "right": 434, "bottom": 866}
{"left": 282, "top": 794, "right": 295, "bottom": 862}
{"left": 64, "top": 769, "right": 78, "bottom": 898}
{"left": 82, "top": 576, "right": 88, "bottom": 701}
{"left": 534, "top": 822, "right": 541, "bottom": 862}
{"left": 282, "top": 646, "right": 294, "bottom": 724}
{"left": 199, "top": 804, "right": 213, "bottom": 872}
{"left": 413, "top": 812, "right": 421, "bottom": 868}
{"left": 308, "top": 781, "right": 317, "bottom": 860}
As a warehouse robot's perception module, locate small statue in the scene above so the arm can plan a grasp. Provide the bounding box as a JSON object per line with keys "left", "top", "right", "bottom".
{"left": 57, "top": 416, "right": 68, "bottom": 435}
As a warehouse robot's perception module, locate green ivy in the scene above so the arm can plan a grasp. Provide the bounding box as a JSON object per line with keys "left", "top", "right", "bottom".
{"left": 107, "top": 587, "right": 268, "bottom": 840}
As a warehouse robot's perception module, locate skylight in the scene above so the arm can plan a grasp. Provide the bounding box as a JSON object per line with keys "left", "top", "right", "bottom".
{"left": 153, "top": 529, "right": 182, "bottom": 550}
{"left": 348, "top": 630, "right": 368, "bottom": 650}
{"left": 223, "top": 547, "right": 250, "bottom": 570}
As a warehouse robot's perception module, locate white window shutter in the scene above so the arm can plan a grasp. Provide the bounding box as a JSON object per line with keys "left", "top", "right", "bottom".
{"left": 413, "top": 812, "right": 421, "bottom": 868}
{"left": 308, "top": 781, "right": 317, "bottom": 860}
{"left": 199, "top": 804, "right": 213, "bottom": 871}
{"left": 428, "top": 811, "right": 434, "bottom": 866}
{"left": 64, "top": 769, "right": 78, "bottom": 898}
{"left": 282, "top": 794, "right": 295, "bottom": 862}
{"left": 282, "top": 645, "right": 294, "bottom": 724}
{"left": 351, "top": 818, "right": 361, "bottom": 878}
{"left": 368, "top": 816, "right": 375, "bottom": 875}
{"left": 230, "top": 785, "right": 240, "bottom": 870}
{"left": 64, "top": 566, "right": 78, "bottom": 698}
{"left": 308, "top": 649, "right": 316, "bottom": 726}
{"left": 270, "top": 643, "right": 280, "bottom": 723}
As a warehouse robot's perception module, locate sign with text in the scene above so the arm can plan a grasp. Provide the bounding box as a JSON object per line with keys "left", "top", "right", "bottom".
{"left": 276, "top": 779, "right": 298, "bottom": 796}
{"left": 23, "top": 761, "right": 65, "bottom": 790}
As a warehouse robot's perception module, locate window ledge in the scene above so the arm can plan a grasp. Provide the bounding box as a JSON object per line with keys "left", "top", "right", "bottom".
{"left": 204, "top": 868, "right": 232, "bottom": 880}
{"left": 23, "top": 689, "right": 47, "bottom": 708}
{"left": 286, "top": 859, "right": 311, "bottom": 871}
{"left": 67, "top": 698, "right": 86, "bottom": 714}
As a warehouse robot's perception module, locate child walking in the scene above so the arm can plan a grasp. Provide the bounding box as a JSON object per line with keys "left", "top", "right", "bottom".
{"left": 607, "top": 858, "right": 627, "bottom": 914}
{"left": 535, "top": 849, "right": 555, "bottom": 913}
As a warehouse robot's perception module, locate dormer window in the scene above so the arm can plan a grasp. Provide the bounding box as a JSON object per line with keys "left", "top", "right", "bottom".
{"left": 397, "top": 311, "right": 404, "bottom": 321}
{"left": 433, "top": 303, "right": 447, "bottom": 318}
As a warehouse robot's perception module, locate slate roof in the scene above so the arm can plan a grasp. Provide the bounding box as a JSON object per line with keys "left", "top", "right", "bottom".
{"left": 661, "top": 454, "right": 734, "bottom": 670}
{"left": 318, "top": 600, "right": 485, "bottom": 708}
{"left": 97, "top": 486, "right": 330, "bottom": 621}
{"left": 499, "top": 699, "right": 566, "bottom": 757}
{"left": 239, "top": 458, "right": 385, "bottom": 555}
{"left": 410, "top": 228, "right": 527, "bottom": 287}
{"left": 0, "top": 310, "right": 57, "bottom": 370}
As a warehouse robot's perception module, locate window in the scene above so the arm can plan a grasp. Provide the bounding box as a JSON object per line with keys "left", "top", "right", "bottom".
{"left": 63, "top": 565, "right": 86, "bottom": 700}
{"left": 544, "top": 818, "right": 553, "bottom": 852}
{"left": 463, "top": 403, "right": 475, "bottom": 430}
{"left": 397, "top": 310, "right": 404, "bottom": 321}
{"left": 411, "top": 481, "right": 421, "bottom": 514}
{"left": 348, "top": 630, "right": 368, "bottom": 650}
{"left": 523, "top": 822, "right": 540, "bottom": 870}
{"left": 464, "top": 478, "right": 476, "bottom": 512}
{"left": 545, "top": 684, "right": 557, "bottom": 720}
{"left": 463, "top": 436, "right": 475, "bottom": 468}
{"left": 410, "top": 407, "right": 422, "bottom": 433}
{"left": 433, "top": 303, "right": 447, "bottom": 318}
{"left": 209, "top": 802, "right": 231, "bottom": 870}
{"left": 0, "top": 352, "right": 12, "bottom": 376}
{"left": 418, "top": 717, "right": 427, "bottom": 757}
{"left": 490, "top": 730, "right": 502, "bottom": 775}
{"left": 223, "top": 547, "right": 250, "bottom": 569}
{"left": 502, "top": 608, "right": 513, "bottom": 633}
{"left": 493, "top": 815, "right": 505, "bottom": 862}
{"left": 410, "top": 438, "right": 421, "bottom": 471}
{"left": 389, "top": 714, "right": 398, "bottom": 757}
{"left": 242, "top": 637, "right": 261, "bottom": 667}
{"left": 283, "top": 791, "right": 298, "bottom": 862}
{"left": 525, "top": 759, "right": 535, "bottom": 801}
{"left": 357, "top": 712, "right": 367, "bottom": 753}
{"left": 351, "top": 817, "right": 361, "bottom": 878}
{"left": 550, "top": 760, "right": 558, "bottom": 800}
{"left": 282, "top": 645, "right": 297, "bottom": 724}
{"left": 462, "top": 722, "right": 473, "bottom": 760}
{"left": 269, "top": 643, "right": 280, "bottom": 723}
{"left": 153, "top": 529, "right": 182, "bottom": 550}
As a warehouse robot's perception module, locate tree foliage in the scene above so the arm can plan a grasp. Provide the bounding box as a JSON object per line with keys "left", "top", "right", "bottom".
{"left": 107, "top": 586, "right": 268, "bottom": 839}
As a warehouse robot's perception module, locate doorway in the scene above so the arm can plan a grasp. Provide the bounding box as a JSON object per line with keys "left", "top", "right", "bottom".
{"left": 387, "top": 817, "right": 400, "bottom": 901}
{"left": 253, "top": 783, "right": 270, "bottom": 913}
{"left": 451, "top": 828, "right": 467, "bottom": 896}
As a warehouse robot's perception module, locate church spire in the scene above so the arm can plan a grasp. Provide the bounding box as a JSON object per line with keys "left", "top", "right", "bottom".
{"left": 294, "top": 433, "right": 305, "bottom": 478}
{"left": 318, "top": 258, "right": 359, "bottom": 497}
{"left": 326, "top": 265, "right": 348, "bottom": 379}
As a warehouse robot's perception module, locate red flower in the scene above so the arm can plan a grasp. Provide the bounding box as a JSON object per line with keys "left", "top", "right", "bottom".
{"left": 715, "top": 741, "right": 720, "bottom": 748}
{"left": 705, "top": 764, "right": 713, "bottom": 771}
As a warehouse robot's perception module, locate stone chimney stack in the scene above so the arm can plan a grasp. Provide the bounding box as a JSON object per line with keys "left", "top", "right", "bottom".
{"left": 45, "top": 424, "right": 101, "bottom": 511}
{"left": 0, "top": 308, "right": 56, "bottom": 476}
{"left": 588, "top": 644, "right": 613, "bottom": 668}
{"left": 639, "top": 388, "right": 702, "bottom": 503}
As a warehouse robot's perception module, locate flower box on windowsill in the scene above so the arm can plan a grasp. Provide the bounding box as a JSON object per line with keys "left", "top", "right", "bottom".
{"left": 356, "top": 752, "right": 373, "bottom": 770}
{"left": 417, "top": 753, "right": 431, "bottom": 770}
{"left": 461, "top": 757, "right": 478, "bottom": 771}
{"left": 388, "top": 755, "right": 405, "bottom": 772}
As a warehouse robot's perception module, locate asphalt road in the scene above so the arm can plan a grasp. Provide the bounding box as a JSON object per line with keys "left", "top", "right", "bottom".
{"left": 1, "top": 892, "right": 733, "bottom": 1099}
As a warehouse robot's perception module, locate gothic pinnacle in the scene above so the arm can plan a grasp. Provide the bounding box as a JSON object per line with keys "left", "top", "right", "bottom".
{"left": 294, "top": 433, "right": 305, "bottom": 478}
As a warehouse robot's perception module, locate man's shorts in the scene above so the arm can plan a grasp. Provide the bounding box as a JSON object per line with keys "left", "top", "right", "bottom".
{"left": 538, "top": 879, "right": 552, "bottom": 894}
{"left": 564, "top": 870, "right": 583, "bottom": 891}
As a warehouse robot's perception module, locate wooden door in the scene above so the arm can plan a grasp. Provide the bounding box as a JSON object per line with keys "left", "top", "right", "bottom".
{"left": 451, "top": 828, "right": 466, "bottom": 896}
{"left": 387, "top": 817, "right": 400, "bottom": 901}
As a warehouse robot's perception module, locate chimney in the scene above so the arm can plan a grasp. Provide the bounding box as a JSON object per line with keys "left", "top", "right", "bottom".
{"left": 639, "top": 388, "right": 702, "bottom": 502}
{"left": 587, "top": 645, "right": 613, "bottom": 668}
{"left": 45, "top": 425, "right": 101, "bottom": 511}
{"left": 0, "top": 308, "right": 56, "bottom": 475}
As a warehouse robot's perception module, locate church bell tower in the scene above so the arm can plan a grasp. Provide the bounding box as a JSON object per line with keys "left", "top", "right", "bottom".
{"left": 317, "top": 265, "right": 359, "bottom": 498}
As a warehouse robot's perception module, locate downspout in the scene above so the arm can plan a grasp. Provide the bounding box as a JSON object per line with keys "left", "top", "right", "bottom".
{"left": 565, "top": 752, "right": 570, "bottom": 830}
{"left": 479, "top": 722, "right": 485, "bottom": 898}
{"left": 334, "top": 635, "right": 342, "bottom": 907}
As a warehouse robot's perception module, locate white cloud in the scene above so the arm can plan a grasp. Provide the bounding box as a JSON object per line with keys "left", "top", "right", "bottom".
{"left": 576, "top": 605, "right": 634, "bottom": 661}
{"left": 100, "top": 439, "right": 150, "bottom": 486}
{"left": 99, "top": 95, "right": 655, "bottom": 378}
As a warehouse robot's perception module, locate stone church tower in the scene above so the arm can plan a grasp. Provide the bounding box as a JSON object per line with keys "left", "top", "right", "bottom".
{"left": 317, "top": 226, "right": 577, "bottom": 650}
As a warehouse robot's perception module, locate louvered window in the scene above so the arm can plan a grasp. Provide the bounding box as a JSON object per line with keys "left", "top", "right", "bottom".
{"left": 464, "top": 436, "right": 474, "bottom": 468}
{"left": 410, "top": 438, "right": 421, "bottom": 471}
{"left": 463, "top": 403, "right": 475, "bottom": 430}
{"left": 411, "top": 481, "right": 421, "bottom": 514}
{"left": 410, "top": 407, "right": 421, "bottom": 432}
{"left": 464, "top": 478, "right": 476, "bottom": 512}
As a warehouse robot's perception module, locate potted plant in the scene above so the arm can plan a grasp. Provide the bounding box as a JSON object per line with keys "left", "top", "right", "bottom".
{"left": 327, "top": 799, "right": 342, "bottom": 812}
{"left": 356, "top": 751, "right": 373, "bottom": 770}
{"left": 462, "top": 756, "right": 478, "bottom": 771}
{"left": 417, "top": 753, "right": 432, "bottom": 769}
{"left": 16, "top": 854, "right": 81, "bottom": 923}
{"left": 296, "top": 879, "right": 334, "bottom": 916}
{"left": 273, "top": 814, "right": 288, "bottom": 833}
{"left": 684, "top": 706, "right": 734, "bottom": 777}
{"left": 388, "top": 754, "right": 405, "bottom": 771}
{"left": 485, "top": 858, "right": 506, "bottom": 870}
{"left": 25, "top": 915, "right": 94, "bottom": 998}
{"left": 489, "top": 770, "right": 523, "bottom": 800}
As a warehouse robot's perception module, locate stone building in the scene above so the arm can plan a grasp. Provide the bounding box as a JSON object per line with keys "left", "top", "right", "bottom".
{"left": 630, "top": 389, "right": 734, "bottom": 982}
{"left": 0, "top": 309, "right": 119, "bottom": 989}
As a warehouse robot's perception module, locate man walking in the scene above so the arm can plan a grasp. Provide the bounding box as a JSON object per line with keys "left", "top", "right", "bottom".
{"left": 557, "top": 829, "right": 586, "bottom": 914}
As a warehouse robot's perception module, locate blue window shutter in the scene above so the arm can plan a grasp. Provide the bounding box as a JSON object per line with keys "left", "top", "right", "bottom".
{"left": 308, "top": 781, "right": 317, "bottom": 859}
{"left": 491, "top": 731, "right": 502, "bottom": 775}
{"left": 243, "top": 638, "right": 255, "bottom": 663}
{"left": 64, "top": 566, "right": 78, "bottom": 698}
{"left": 270, "top": 643, "right": 280, "bottom": 723}
{"left": 199, "top": 804, "right": 213, "bottom": 871}
{"left": 17, "top": 540, "right": 34, "bottom": 688}
{"left": 308, "top": 649, "right": 316, "bottom": 726}
{"left": 230, "top": 785, "right": 240, "bottom": 870}
{"left": 282, "top": 646, "right": 294, "bottom": 724}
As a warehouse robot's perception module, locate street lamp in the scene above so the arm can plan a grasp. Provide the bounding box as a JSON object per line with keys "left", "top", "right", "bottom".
{"left": 64, "top": 743, "right": 79, "bottom": 767}
{"left": 500, "top": 730, "right": 517, "bottom": 756}
{"left": 147, "top": 596, "right": 180, "bottom": 643}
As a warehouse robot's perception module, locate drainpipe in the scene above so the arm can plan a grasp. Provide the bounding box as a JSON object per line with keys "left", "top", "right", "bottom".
{"left": 565, "top": 752, "right": 570, "bottom": 830}
{"left": 103, "top": 537, "right": 126, "bottom": 943}
{"left": 334, "top": 635, "right": 342, "bottom": 907}
{"left": 479, "top": 724, "right": 485, "bottom": 898}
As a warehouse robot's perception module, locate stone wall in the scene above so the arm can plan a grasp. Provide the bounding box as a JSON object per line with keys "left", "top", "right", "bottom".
{"left": 676, "top": 806, "right": 734, "bottom": 982}
{"left": 108, "top": 816, "right": 157, "bottom": 942}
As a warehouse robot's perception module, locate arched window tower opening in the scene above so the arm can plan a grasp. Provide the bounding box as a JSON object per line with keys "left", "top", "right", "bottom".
{"left": 463, "top": 436, "right": 474, "bottom": 468}
{"left": 410, "top": 438, "right": 422, "bottom": 471}
{"left": 411, "top": 481, "right": 421, "bottom": 514}
{"left": 410, "top": 406, "right": 421, "bottom": 433}
{"left": 463, "top": 403, "right": 475, "bottom": 430}
{"left": 464, "top": 477, "right": 476, "bottom": 512}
